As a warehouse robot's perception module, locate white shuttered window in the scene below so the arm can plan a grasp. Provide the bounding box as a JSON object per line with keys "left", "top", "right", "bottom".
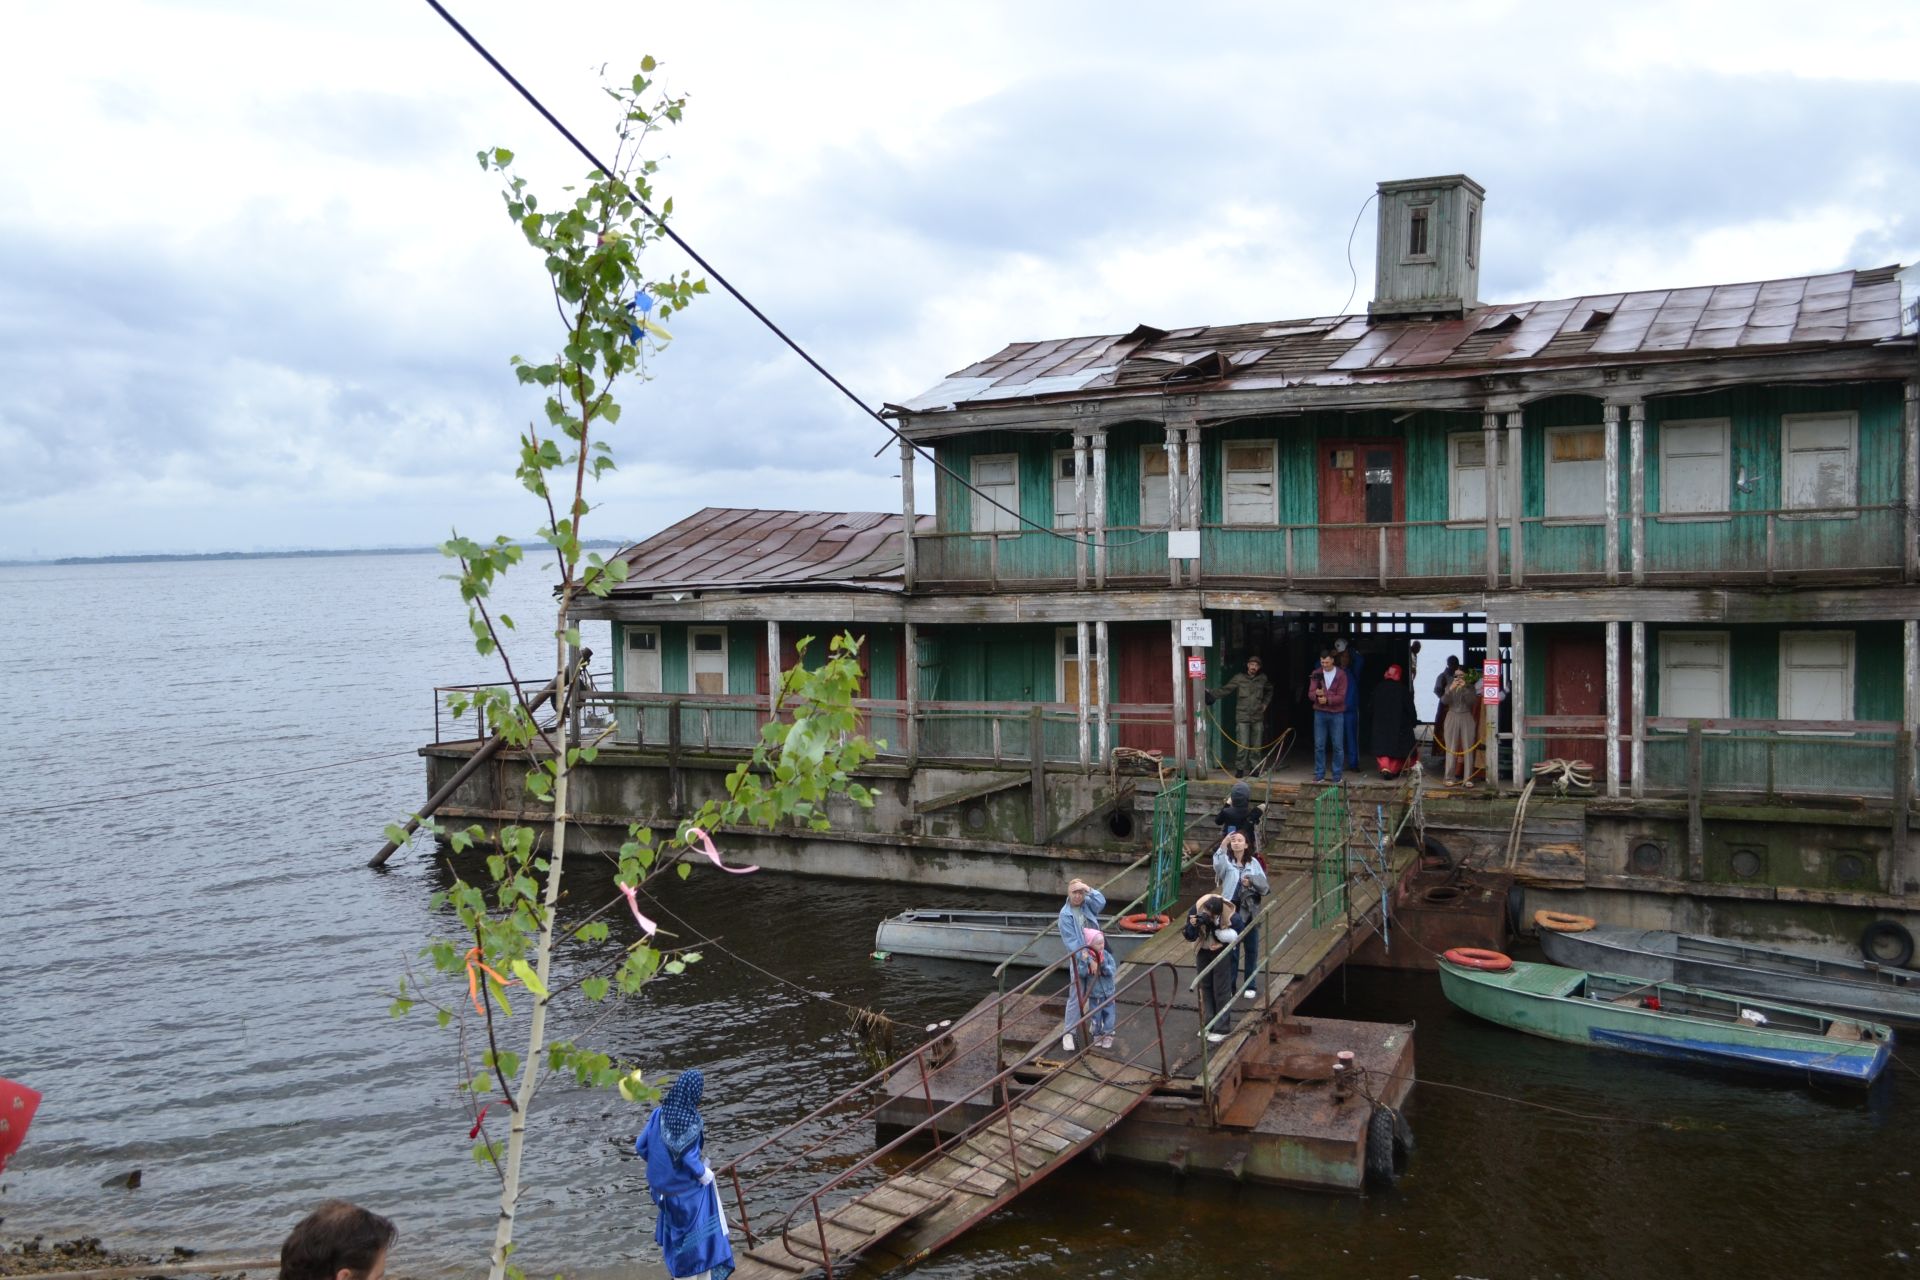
{"left": 1448, "top": 433, "right": 1509, "bottom": 523}
{"left": 1223, "top": 442, "right": 1277, "bottom": 526}
{"left": 1781, "top": 412, "right": 1857, "bottom": 515}
{"left": 970, "top": 453, "right": 1020, "bottom": 533}
{"left": 1779, "top": 631, "right": 1854, "bottom": 727}
{"left": 1052, "top": 450, "right": 1082, "bottom": 530}
{"left": 1544, "top": 426, "right": 1605, "bottom": 519}
{"left": 1659, "top": 632, "right": 1729, "bottom": 722}
{"left": 1658, "top": 418, "right": 1730, "bottom": 518}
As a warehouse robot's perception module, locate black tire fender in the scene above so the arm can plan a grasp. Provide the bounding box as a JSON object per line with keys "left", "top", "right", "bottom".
{"left": 1861, "top": 920, "right": 1915, "bottom": 969}
{"left": 1365, "top": 1104, "right": 1409, "bottom": 1190}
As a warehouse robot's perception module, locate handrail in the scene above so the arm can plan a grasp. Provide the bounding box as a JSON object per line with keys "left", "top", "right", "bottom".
{"left": 751, "top": 959, "right": 1183, "bottom": 1270}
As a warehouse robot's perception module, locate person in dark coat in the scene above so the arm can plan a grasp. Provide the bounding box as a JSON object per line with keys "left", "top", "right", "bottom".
{"left": 1211, "top": 779, "right": 1263, "bottom": 853}
{"left": 1370, "top": 663, "right": 1418, "bottom": 779}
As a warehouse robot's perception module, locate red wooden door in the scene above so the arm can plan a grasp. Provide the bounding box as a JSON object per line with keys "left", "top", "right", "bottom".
{"left": 1112, "top": 623, "right": 1175, "bottom": 755}
{"left": 1318, "top": 439, "right": 1404, "bottom": 578}
{"left": 1543, "top": 631, "right": 1627, "bottom": 779}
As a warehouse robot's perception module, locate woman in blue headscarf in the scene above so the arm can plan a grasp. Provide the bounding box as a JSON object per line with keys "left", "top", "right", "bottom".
{"left": 636, "top": 1069, "right": 735, "bottom": 1280}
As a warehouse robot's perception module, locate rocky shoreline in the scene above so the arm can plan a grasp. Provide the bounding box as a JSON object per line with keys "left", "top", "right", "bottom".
{"left": 1, "top": 1237, "right": 264, "bottom": 1279}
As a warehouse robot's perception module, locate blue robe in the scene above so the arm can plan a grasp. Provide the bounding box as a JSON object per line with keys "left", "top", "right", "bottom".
{"left": 637, "top": 1107, "right": 735, "bottom": 1280}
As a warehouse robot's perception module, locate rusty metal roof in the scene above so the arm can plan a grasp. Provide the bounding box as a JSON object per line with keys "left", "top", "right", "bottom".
{"left": 897, "top": 265, "right": 1910, "bottom": 413}
{"left": 610, "top": 508, "right": 927, "bottom": 594}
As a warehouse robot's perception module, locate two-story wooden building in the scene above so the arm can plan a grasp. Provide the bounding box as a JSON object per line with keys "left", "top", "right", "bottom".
{"left": 440, "top": 176, "right": 1919, "bottom": 961}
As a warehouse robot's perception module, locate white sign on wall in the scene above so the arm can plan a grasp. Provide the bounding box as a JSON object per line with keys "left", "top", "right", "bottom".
{"left": 1167, "top": 529, "right": 1201, "bottom": 560}
{"left": 1179, "top": 618, "right": 1214, "bottom": 647}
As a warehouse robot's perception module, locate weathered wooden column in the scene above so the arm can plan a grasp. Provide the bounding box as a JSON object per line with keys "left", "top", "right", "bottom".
{"left": 1630, "top": 620, "right": 1647, "bottom": 798}
{"left": 1904, "top": 379, "right": 1919, "bottom": 582}
{"left": 1509, "top": 622, "right": 1527, "bottom": 786}
{"left": 903, "top": 621, "right": 919, "bottom": 763}
{"left": 1604, "top": 403, "right": 1622, "bottom": 585}
{"left": 1605, "top": 620, "right": 1622, "bottom": 798}
{"left": 1073, "top": 433, "right": 1090, "bottom": 589}
{"left": 1628, "top": 400, "right": 1647, "bottom": 585}
{"left": 1091, "top": 430, "right": 1109, "bottom": 588}
{"left": 1095, "top": 619, "right": 1111, "bottom": 760}
{"left": 1482, "top": 410, "right": 1501, "bottom": 589}
{"left": 1483, "top": 616, "right": 1501, "bottom": 787}
{"left": 1185, "top": 424, "right": 1204, "bottom": 586}
{"left": 1169, "top": 617, "right": 1188, "bottom": 772}
{"left": 766, "top": 619, "right": 781, "bottom": 724}
{"left": 1165, "top": 425, "right": 1184, "bottom": 588}
{"left": 1904, "top": 618, "right": 1919, "bottom": 892}
{"left": 1507, "top": 411, "right": 1525, "bottom": 587}
{"left": 899, "top": 434, "right": 916, "bottom": 591}
{"left": 1076, "top": 619, "right": 1092, "bottom": 771}
{"left": 1686, "top": 720, "right": 1705, "bottom": 879}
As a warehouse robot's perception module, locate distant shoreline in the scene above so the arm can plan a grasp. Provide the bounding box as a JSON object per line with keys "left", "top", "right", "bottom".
{"left": 0, "top": 541, "right": 631, "bottom": 568}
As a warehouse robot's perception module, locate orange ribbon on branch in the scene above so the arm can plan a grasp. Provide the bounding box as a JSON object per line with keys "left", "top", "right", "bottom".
{"left": 464, "top": 946, "right": 516, "bottom": 1016}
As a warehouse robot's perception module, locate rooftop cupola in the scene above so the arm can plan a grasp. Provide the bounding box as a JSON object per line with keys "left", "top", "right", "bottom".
{"left": 1368, "top": 174, "right": 1485, "bottom": 320}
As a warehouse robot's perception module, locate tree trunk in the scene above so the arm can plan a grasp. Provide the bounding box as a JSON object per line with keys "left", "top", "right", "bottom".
{"left": 487, "top": 615, "right": 575, "bottom": 1280}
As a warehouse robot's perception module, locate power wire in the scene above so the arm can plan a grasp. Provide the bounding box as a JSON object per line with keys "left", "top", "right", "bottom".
{"left": 1337, "top": 191, "right": 1379, "bottom": 318}
{"left": 421, "top": 0, "right": 1177, "bottom": 552}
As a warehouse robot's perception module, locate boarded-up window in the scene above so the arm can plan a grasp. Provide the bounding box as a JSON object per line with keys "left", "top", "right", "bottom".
{"left": 1448, "top": 433, "right": 1509, "bottom": 522}
{"left": 1056, "top": 627, "right": 1083, "bottom": 704}
{"left": 1544, "top": 426, "right": 1605, "bottom": 519}
{"left": 1658, "top": 631, "right": 1728, "bottom": 722}
{"left": 1052, "top": 450, "right": 1082, "bottom": 530}
{"left": 1659, "top": 418, "right": 1730, "bottom": 518}
{"left": 1140, "top": 446, "right": 1172, "bottom": 528}
{"left": 970, "top": 453, "right": 1020, "bottom": 533}
{"left": 1779, "top": 630, "right": 1853, "bottom": 725}
{"left": 689, "top": 627, "right": 728, "bottom": 695}
{"left": 1782, "top": 412, "right": 1857, "bottom": 514}
{"left": 1223, "top": 442, "right": 1277, "bottom": 526}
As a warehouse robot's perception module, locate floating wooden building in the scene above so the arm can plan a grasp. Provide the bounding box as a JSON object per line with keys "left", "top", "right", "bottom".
{"left": 425, "top": 175, "right": 1920, "bottom": 961}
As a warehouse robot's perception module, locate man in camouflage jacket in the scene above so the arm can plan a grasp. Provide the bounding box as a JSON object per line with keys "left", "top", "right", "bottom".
{"left": 1206, "top": 655, "right": 1272, "bottom": 776}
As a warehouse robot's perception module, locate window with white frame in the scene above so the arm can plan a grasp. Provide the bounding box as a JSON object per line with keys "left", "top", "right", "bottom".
{"left": 1782, "top": 412, "right": 1857, "bottom": 515}
{"left": 1544, "top": 425, "right": 1606, "bottom": 519}
{"left": 1223, "top": 442, "right": 1277, "bottom": 526}
{"left": 1448, "top": 433, "right": 1509, "bottom": 523}
{"left": 970, "top": 453, "right": 1020, "bottom": 533}
{"left": 1052, "top": 450, "right": 1083, "bottom": 530}
{"left": 689, "top": 627, "right": 729, "bottom": 695}
{"left": 1055, "top": 627, "right": 1084, "bottom": 705}
{"left": 1659, "top": 418, "right": 1730, "bottom": 518}
{"left": 1140, "top": 445, "right": 1172, "bottom": 528}
{"left": 1658, "top": 631, "right": 1729, "bottom": 724}
{"left": 1779, "top": 630, "right": 1853, "bottom": 728}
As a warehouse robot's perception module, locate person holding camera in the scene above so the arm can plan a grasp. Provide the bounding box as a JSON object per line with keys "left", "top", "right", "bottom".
{"left": 1219, "top": 833, "right": 1268, "bottom": 1001}
{"left": 1182, "top": 892, "right": 1244, "bottom": 1044}
{"left": 1306, "top": 650, "right": 1348, "bottom": 783}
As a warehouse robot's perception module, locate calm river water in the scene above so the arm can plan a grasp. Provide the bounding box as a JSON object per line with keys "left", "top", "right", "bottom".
{"left": 2, "top": 553, "right": 1916, "bottom": 1279}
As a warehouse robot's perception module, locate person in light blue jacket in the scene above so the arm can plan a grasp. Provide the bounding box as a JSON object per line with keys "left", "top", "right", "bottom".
{"left": 1218, "top": 833, "right": 1269, "bottom": 1001}
{"left": 1073, "top": 927, "right": 1120, "bottom": 1050}
{"left": 1057, "top": 878, "right": 1106, "bottom": 1053}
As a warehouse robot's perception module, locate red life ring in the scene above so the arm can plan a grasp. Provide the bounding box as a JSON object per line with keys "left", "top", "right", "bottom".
{"left": 1117, "top": 912, "right": 1171, "bottom": 933}
{"left": 1443, "top": 947, "right": 1513, "bottom": 971}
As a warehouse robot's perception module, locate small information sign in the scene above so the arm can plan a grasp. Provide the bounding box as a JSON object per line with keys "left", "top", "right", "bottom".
{"left": 1187, "top": 655, "right": 1207, "bottom": 679}
{"left": 1481, "top": 658, "right": 1503, "bottom": 703}
{"left": 1178, "top": 618, "right": 1214, "bottom": 647}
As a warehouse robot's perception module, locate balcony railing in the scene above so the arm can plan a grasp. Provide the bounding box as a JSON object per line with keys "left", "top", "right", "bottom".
{"left": 908, "top": 503, "right": 1911, "bottom": 592}
{"left": 432, "top": 684, "right": 1178, "bottom": 768}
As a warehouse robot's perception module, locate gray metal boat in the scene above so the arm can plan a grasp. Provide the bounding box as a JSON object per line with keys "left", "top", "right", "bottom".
{"left": 873, "top": 908, "right": 1156, "bottom": 968}
{"left": 1538, "top": 924, "right": 1920, "bottom": 1031}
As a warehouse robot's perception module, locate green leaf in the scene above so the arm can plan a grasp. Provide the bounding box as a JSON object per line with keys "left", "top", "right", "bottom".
{"left": 581, "top": 975, "right": 610, "bottom": 1002}
{"left": 493, "top": 147, "right": 514, "bottom": 165}
{"left": 641, "top": 55, "right": 656, "bottom": 72}
{"left": 436, "top": 1008, "right": 452, "bottom": 1028}
{"left": 511, "top": 959, "right": 550, "bottom": 999}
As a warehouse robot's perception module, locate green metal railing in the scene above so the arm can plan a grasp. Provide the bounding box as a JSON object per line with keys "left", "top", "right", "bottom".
{"left": 1148, "top": 778, "right": 1187, "bottom": 917}
{"left": 1311, "top": 784, "right": 1349, "bottom": 926}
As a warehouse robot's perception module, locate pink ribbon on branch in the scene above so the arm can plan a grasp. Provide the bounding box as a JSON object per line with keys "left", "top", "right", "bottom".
{"left": 685, "top": 827, "right": 758, "bottom": 874}
{"left": 616, "top": 880, "right": 659, "bottom": 938}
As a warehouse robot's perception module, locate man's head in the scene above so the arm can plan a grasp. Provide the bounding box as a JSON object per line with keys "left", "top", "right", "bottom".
{"left": 1066, "top": 879, "right": 1091, "bottom": 906}
{"left": 1319, "top": 652, "right": 1335, "bottom": 672}
{"left": 1244, "top": 655, "right": 1262, "bottom": 676}
{"left": 1445, "top": 655, "right": 1460, "bottom": 670}
{"left": 280, "top": 1202, "right": 395, "bottom": 1280}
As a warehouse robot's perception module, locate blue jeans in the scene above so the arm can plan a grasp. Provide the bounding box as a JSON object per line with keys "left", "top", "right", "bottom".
{"left": 1313, "top": 711, "right": 1343, "bottom": 780}
{"left": 1344, "top": 707, "right": 1360, "bottom": 768}
{"left": 1235, "top": 921, "right": 1262, "bottom": 993}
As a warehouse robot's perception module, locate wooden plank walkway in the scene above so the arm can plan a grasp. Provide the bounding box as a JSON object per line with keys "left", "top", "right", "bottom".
{"left": 732, "top": 1054, "right": 1158, "bottom": 1280}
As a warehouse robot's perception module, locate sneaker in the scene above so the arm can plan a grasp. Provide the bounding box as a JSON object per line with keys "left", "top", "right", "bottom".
{"left": 1312, "top": 773, "right": 1325, "bottom": 783}
{"left": 1207, "top": 1032, "right": 1227, "bottom": 1044}
{"left": 1331, "top": 772, "right": 1344, "bottom": 783}
{"left": 1061, "top": 1034, "right": 1076, "bottom": 1053}
{"left": 1097, "top": 1035, "right": 1114, "bottom": 1050}
{"left": 1242, "top": 988, "right": 1257, "bottom": 1000}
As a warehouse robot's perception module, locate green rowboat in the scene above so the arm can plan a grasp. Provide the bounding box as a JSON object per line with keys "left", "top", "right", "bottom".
{"left": 1438, "top": 958, "right": 1892, "bottom": 1087}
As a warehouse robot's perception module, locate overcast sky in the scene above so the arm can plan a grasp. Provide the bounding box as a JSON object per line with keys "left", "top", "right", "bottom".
{"left": 3, "top": 1, "right": 1917, "bottom": 558}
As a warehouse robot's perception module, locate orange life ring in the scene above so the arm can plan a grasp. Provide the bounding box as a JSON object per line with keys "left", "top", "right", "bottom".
{"left": 1443, "top": 947, "right": 1513, "bottom": 971}
{"left": 1117, "top": 912, "right": 1171, "bottom": 933}
{"left": 1534, "top": 909, "right": 1596, "bottom": 933}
